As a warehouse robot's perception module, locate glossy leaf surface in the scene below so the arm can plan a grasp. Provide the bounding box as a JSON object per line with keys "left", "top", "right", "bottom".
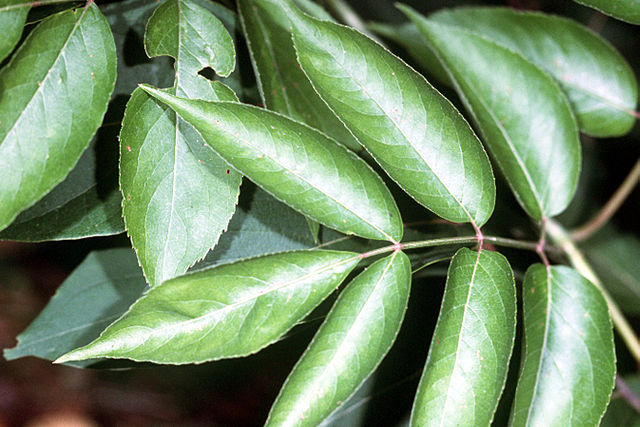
{"left": 573, "top": 0, "right": 640, "bottom": 25}
{"left": 0, "top": 0, "right": 29, "bottom": 62}
{"left": 4, "top": 249, "right": 147, "bottom": 367}
{"left": 140, "top": 86, "right": 403, "bottom": 242}
{"left": 411, "top": 248, "right": 516, "bottom": 426}
{"left": 429, "top": 7, "right": 638, "bottom": 137}
{"left": 0, "top": 4, "right": 117, "bottom": 232}
{"left": 255, "top": 0, "right": 495, "bottom": 227}
{"left": 120, "top": 0, "right": 242, "bottom": 286}
{"left": 56, "top": 250, "right": 360, "bottom": 364}
{"left": 402, "top": 6, "right": 580, "bottom": 220}
{"left": 511, "top": 264, "right": 615, "bottom": 426}
{"left": 238, "top": 0, "right": 360, "bottom": 151}
{"left": 266, "top": 251, "right": 411, "bottom": 426}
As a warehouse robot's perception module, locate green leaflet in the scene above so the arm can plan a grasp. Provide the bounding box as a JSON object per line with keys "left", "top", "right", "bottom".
{"left": 573, "top": 0, "right": 640, "bottom": 25}
{"left": 3, "top": 248, "right": 148, "bottom": 367}
{"left": 119, "top": 0, "right": 242, "bottom": 286}
{"left": 585, "top": 227, "right": 640, "bottom": 315}
{"left": 238, "top": 0, "right": 360, "bottom": 152}
{"left": 0, "top": 4, "right": 116, "bottom": 232}
{"left": 0, "top": 138, "right": 123, "bottom": 241}
{"left": 55, "top": 250, "right": 360, "bottom": 364}
{"left": 411, "top": 248, "right": 516, "bottom": 427}
{"left": 401, "top": 5, "right": 580, "bottom": 220}
{"left": 601, "top": 375, "right": 640, "bottom": 427}
{"left": 429, "top": 7, "right": 638, "bottom": 137}
{"left": 140, "top": 85, "right": 403, "bottom": 243}
{"left": 254, "top": 0, "right": 495, "bottom": 228}
{"left": 0, "top": 0, "right": 29, "bottom": 62}
{"left": 368, "top": 21, "right": 452, "bottom": 87}
{"left": 511, "top": 265, "right": 615, "bottom": 426}
{"left": 266, "top": 251, "right": 411, "bottom": 427}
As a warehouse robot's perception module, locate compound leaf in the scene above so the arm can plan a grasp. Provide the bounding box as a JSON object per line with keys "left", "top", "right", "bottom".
{"left": 401, "top": 5, "right": 580, "bottom": 220}
{"left": 238, "top": 0, "right": 360, "bottom": 151}
{"left": 140, "top": 85, "right": 403, "bottom": 243}
{"left": 119, "top": 0, "right": 242, "bottom": 285}
{"left": 253, "top": 0, "right": 495, "bottom": 228}
{"left": 411, "top": 248, "right": 516, "bottom": 426}
{"left": 429, "top": 7, "right": 638, "bottom": 137}
{"left": 0, "top": 3, "right": 117, "bottom": 232}
{"left": 55, "top": 250, "right": 360, "bottom": 364}
{"left": 266, "top": 251, "right": 411, "bottom": 426}
{"left": 511, "top": 264, "right": 615, "bottom": 426}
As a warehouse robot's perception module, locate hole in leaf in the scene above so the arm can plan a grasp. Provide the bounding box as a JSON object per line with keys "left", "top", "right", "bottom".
{"left": 198, "top": 67, "right": 216, "bottom": 81}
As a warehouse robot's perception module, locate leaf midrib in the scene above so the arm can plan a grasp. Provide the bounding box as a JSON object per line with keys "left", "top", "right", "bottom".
{"left": 293, "top": 23, "right": 478, "bottom": 226}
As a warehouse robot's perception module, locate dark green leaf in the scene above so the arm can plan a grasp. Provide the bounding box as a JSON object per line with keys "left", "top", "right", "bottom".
{"left": 55, "top": 250, "right": 361, "bottom": 364}
{"left": 3, "top": 249, "right": 147, "bottom": 367}
{"left": 585, "top": 226, "right": 640, "bottom": 315}
{"left": 429, "top": 7, "right": 638, "bottom": 137}
{"left": 120, "top": 0, "right": 242, "bottom": 286}
{"left": 511, "top": 264, "right": 615, "bottom": 425}
{"left": 0, "top": 0, "right": 29, "bottom": 62}
{"left": 0, "top": 4, "right": 117, "bottom": 232}
{"left": 254, "top": 0, "right": 495, "bottom": 228}
{"left": 573, "top": 0, "right": 640, "bottom": 25}
{"left": 411, "top": 248, "right": 516, "bottom": 426}
{"left": 266, "top": 251, "right": 411, "bottom": 426}
{"left": 238, "top": 0, "right": 360, "bottom": 152}
{"left": 140, "top": 85, "right": 404, "bottom": 243}
{"left": 401, "top": 5, "right": 580, "bottom": 220}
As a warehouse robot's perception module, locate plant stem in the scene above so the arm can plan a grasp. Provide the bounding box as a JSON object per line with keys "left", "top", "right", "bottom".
{"left": 547, "top": 219, "right": 640, "bottom": 363}
{"left": 615, "top": 375, "right": 640, "bottom": 414}
{"left": 572, "top": 158, "right": 640, "bottom": 242}
{"left": 323, "top": 0, "right": 387, "bottom": 46}
{"left": 357, "top": 234, "right": 544, "bottom": 260}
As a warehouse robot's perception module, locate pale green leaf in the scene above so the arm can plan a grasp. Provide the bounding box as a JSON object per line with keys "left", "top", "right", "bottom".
{"left": 0, "top": 4, "right": 117, "bottom": 232}
{"left": 429, "top": 7, "right": 638, "bottom": 137}
{"left": 55, "top": 250, "right": 361, "bottom": 364}
{"left": 3, "top": 248, "right": 147, "bottom": 367}
{"left": 119, "top": 0, "right": 242, "bottom": 286}
{"left": 238, "top": 0, "right": 360, "bottom": 151}
{"left": 0, "top": 0, "right": 29, "bottom": 62}
{"left": 510, "top": 264, "right": 615, "bottom": 426}
{"left": 411, "top": 248, "right": 516, "bottom": 427}
{"left": 573, "top": 0, "right": 640, "bottom": 25}
{"left": 139, "top": 85, "right": 403, "bottom": 243}
{"left": 257, "top": 0, "right": 495, "bottom": 227}
{"left": 266, "top": 251, "right": 411, "bottom": 426}
{"left": 401, "top": 5, "right": 580, "bottom": 220}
